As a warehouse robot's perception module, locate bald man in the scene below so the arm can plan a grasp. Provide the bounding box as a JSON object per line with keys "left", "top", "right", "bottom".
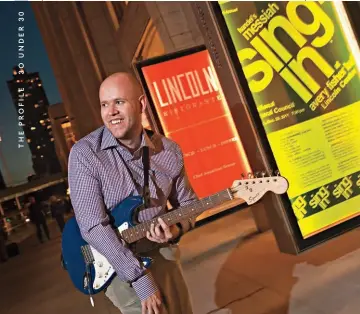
{"left": 68, "top": 72, "right": 197, "bottom": 314}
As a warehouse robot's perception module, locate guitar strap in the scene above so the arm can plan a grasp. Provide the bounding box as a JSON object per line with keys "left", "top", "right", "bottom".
{"left": 142, "top": 128, "right": 155, "bottom": 209}
{"left": 142, "top": 145, "right": 150, "bottom": 209}
{"left": 111, "top": 129, "right": 153, "bottom": 210}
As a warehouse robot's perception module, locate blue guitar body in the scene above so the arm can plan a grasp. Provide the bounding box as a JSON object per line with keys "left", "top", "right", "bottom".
{"left": 61, "top": 196, "right": 152, "bottom": 295}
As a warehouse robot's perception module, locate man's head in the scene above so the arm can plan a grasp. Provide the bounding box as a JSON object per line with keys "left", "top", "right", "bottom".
{"left": 99, "top": 72, "right": 146, "bottom": 142}
{"left": 49, "top": 195, "right": 58, "bottom": 203}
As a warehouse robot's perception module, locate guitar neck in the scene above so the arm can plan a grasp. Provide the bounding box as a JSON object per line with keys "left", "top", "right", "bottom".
{"left": 121, "top": 188, "right": 233, "bottom": 244}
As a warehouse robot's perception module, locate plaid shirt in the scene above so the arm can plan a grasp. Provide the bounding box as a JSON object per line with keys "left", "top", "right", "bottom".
{"left": 68, "top": 126, "right": 197, "bottom": 301}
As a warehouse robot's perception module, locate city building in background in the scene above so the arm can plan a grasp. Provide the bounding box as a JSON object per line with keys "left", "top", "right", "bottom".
{"left": 48, "top": 102, "right": 76, "bottom": 173}
{"left": 7, "top": 66, "right": 62, "bottom": 178}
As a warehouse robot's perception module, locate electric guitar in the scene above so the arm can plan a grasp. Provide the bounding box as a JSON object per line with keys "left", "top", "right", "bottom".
{"left": 61, "top": 173, "right": 288, "bottom": 299}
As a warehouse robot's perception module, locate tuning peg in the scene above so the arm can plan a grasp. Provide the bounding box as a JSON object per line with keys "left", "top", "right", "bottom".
{"left": 254, "top": 171, "right": 261, "bottom": 178}
{"left": 241, "top": 173, "right": 246, "bottom": 180}
{"left": 261, "top": 170, "right": 266, "bottom": 177}
{"left": 247, "top": 172, "right": 253, "bottom": 179}
{"left": 274, "top": 169, "right": 280, "bottom": 176}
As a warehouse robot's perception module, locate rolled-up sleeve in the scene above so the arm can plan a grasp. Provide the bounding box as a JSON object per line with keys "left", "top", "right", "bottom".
{"left": 68, "top": 144, "right": 158, "bottom": 300}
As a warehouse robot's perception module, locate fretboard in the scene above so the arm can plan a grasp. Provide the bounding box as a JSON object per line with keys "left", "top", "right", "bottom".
{"left": 121, "top": 188, "right": 233, "bottom": 244}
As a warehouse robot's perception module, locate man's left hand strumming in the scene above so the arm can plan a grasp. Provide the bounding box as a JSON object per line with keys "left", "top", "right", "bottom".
{"left": 146, "top": 218, "right": 182, "bottom": 244}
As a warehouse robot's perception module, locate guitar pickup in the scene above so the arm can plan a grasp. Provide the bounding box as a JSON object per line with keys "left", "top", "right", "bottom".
{"left": 81, "top": 245, "right": 95, "bottom": 264}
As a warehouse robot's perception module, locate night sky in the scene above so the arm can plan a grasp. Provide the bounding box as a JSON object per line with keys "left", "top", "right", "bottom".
{"left": 0, "top": 1, "right": 62, "bottom": 187}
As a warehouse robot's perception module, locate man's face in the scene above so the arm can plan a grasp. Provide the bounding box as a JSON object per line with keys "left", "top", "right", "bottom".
{"left": 29, "top": 197, "right": 35, "bottom": 204}
{"left": 99, "top": 77, "right": 143, "bottom": 140}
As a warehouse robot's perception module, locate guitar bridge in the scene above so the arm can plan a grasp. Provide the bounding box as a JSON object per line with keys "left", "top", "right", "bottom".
{"left": 81, "top": 245, "right": 95, "bottom": 265}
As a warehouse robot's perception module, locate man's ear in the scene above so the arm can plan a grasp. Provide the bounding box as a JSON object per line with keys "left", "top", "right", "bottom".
{"left": 139, "top": 94, "right": 147, "bottom": 113}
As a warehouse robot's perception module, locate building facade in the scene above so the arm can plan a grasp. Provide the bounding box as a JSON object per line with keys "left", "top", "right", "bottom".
{"left": 48, "top": 102, "right": 76, "bottom": 173}
{"left": 31, "top": 1, "right": 204, "bottom": 139}
{"left": 7, "top": 67, "right": 62, "bottom": 177}
{"left": 31, "top": 1, "right": 360, "bottom": 254}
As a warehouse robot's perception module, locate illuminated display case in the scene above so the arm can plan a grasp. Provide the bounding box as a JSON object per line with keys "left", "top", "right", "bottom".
{"left": 208, "top": 1, "right": 360, "bottom": 252}
{"left": 135, "top": 46, "right": 252, "bottom": 221}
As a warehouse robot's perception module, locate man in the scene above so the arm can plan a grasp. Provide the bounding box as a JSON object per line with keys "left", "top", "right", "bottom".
{"left": 0, "top": 216, "right": 8, "bottom": 263}
{"left": 68, "top": 72, "right": 197, "bottom": 314}
{"left": 49, "top": 195, "right": 66, "bottom": 233}
{"left": 28, "top": 195, "right": 50, "bottom": 243}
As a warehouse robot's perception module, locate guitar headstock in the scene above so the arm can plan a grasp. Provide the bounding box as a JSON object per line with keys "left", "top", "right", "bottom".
{"left": 231, "top": 171, "right": 288, "bottom": 205}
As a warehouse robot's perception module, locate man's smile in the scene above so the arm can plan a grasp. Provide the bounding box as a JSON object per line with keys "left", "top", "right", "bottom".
{"left": 110, "top": 118, "right": 124, "bottom": 125}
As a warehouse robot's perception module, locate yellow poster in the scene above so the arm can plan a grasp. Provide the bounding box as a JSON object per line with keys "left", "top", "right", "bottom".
{"left": 219, "top": 1, "right": 360, "bottom": 238}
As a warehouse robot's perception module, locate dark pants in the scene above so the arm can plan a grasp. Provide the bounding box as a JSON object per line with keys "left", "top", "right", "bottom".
{"left": 35, "top": 220, "right": 50, "bottom": 243}
{"left": 55, "top": 215, "right": 65, "bottom": 233}
{"left": 0, "top": 233, "right": 8, "bottom": 262}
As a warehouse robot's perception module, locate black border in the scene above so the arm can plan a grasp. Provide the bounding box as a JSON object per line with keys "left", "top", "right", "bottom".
{"left": 210, "top": 1, "right": 360, "bottom": 252}
{"left": 343, "top": 2, "right": 360, "bottom": 43}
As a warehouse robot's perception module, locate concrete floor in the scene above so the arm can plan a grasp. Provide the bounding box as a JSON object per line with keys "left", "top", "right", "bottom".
{"left": 2, "top": 208, "right": 360, "bottom": 314}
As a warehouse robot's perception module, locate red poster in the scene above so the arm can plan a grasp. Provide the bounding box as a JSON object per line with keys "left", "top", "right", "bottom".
{"left": 142, "top": 50, "right": 251, "bottom": 198}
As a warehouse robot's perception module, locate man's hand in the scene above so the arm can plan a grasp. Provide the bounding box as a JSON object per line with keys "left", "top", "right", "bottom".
{"left": 146, "top": 218, "right": 180, "bottom": 243}
{"left": 142, "top": 291, "right": 162, "bottom": 314}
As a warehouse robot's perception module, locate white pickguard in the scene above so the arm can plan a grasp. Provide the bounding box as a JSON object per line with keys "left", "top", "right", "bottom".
{"left": 91, "top": 222, "right": 130, "bottom": 290}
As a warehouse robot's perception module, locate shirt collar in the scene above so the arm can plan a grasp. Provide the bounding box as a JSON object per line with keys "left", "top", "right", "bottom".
{"left": 100, "top": 126, "right": 119, "bottom": 150}
{"left": 131, "top": 130, "right": 156, "bottom": 160}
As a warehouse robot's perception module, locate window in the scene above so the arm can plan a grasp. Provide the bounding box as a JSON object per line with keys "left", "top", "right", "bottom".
{"left": 61, "top": 121, "right": 76, "bottom": 150}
